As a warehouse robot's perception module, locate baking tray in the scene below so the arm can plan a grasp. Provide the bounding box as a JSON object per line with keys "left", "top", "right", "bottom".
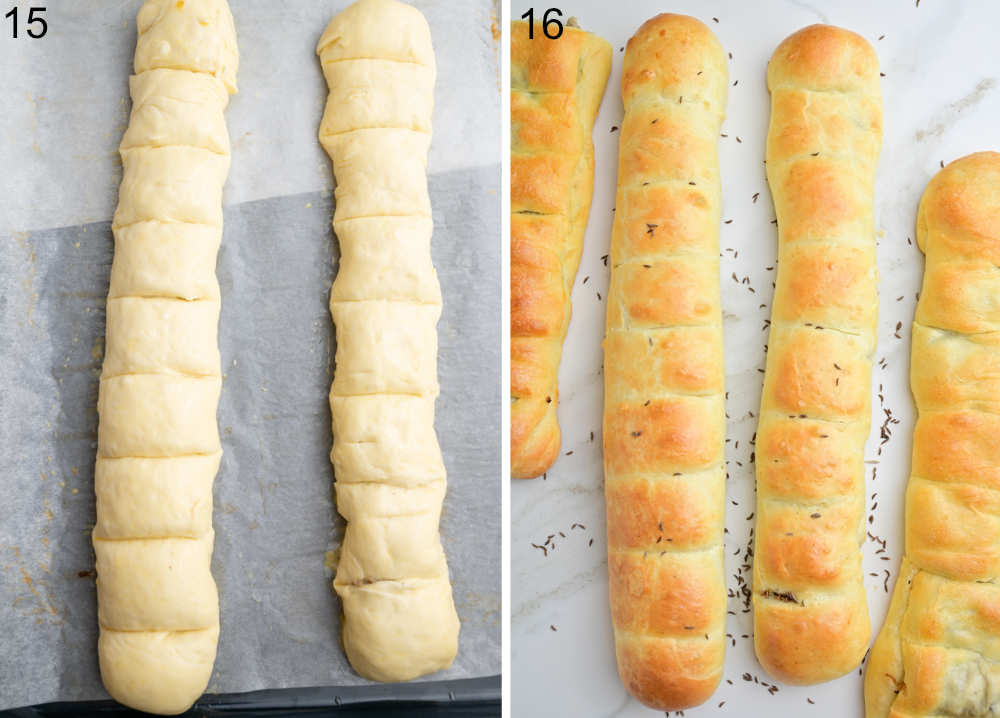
{"left": 3, "top": 676, "right": 500, "bottom": 717}
{"left": 0, "top": 0, "right": 501, "bottom": 711}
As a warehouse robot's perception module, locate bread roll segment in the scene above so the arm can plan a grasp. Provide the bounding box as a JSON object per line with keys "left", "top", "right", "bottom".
{"left": 510, "top": 20, "right": 611, "bottom": 478}
{"left": 866, "top": 153, "right": 1000, "bottom": 718}
{"left": 94, "top": 1, "right": 237, "bottom": 713}
{"left": 754, "top": 25, "right": 882, "bottom": 685}
{"left": 318, "top": 0, "right": 459, "bottom": 682}
{"left": 602, "top": 14, "right": 727, "bottom": 710}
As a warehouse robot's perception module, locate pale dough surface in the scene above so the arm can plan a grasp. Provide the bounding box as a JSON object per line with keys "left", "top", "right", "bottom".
{"left": 98, "top": 627, "right": 220, "bottom": 716}
{"left": 94, "top": 454, "right": 221, "bottom": 539}
{"left": 95, "top": 533, "right": 218, "bottom": 631}
{"left": 319, "top": 0, "right": 459, "bottom": 683}
{"left": 338, "top": 577, "right": 459, "bottom": 683}
{"left": 330, "top": 300, "right": 440, "bottom": 396}
{"left": 103, "top": 297, "right": 221, "bottom": 377}
{"left": 335, "top": 479, "right": 446, "bottom": 520}
{"left": 320, "top": 61, "right": 434, "bottom": 136}
{"left": 135, "top": 0, "right": 238, "bottom": 92}
{"left": 98, "top": 374, "right": 222, "bottom": 457}
{"left": 94, "top": 0, "right": 237, "bottom": 713}
{"left": 121, "top": 69, "right": 230, "bottom": 154}
{"left": 330, "top": 394, "right": 446, "bottom": 487}
{"left": 330, "top": 216, "right": 440, "bottom": 304}
{"left": 323, "top": 128, "right": 432, "bottom": 222}
{"left": 114, "top": 146, "right": 230, "bottom": 228}
{"left": 316, "top": 0, "right": 435, "bottom": 67}
{"left": 109, "top": 221, "right": 221, "bottom": 300}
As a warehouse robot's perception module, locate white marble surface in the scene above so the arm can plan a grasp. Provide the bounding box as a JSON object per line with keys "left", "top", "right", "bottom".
{"left": 511, "top": 1, "right": 1000, "bottom": 715}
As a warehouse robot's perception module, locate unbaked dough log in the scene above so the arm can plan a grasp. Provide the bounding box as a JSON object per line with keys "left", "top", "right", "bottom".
{"left": 602, "top": 14, "right": 728, "bottom": 711}
{"left": 317, "top": 0, "right": 459, "bottom": 682}
{"left": 94, "top": 1, "right": 237, "bottom": 713}
{"left": 865, "top": 153, "right": 1000, "bottom": 717}
{"left": 753, "top": 25, "right": 882, "bottom": 685}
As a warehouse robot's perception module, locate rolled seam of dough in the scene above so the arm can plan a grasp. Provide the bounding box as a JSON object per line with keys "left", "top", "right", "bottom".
{"left": 93, "top": 0, "right": 237, "bottom": 714}
{"left": 318, "top": 0, "right": 460, "bottom": 683}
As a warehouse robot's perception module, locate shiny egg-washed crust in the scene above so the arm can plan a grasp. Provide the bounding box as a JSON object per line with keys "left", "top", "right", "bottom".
{"left": 753, "top": 24, "right": 882, "bottom": 685}
{"left": 510, "top": 20, "right": 611, "bottom": 478}
{"left": 603, "top": 14, "right": 727, "bottom": 710}
{"left": 865, "top": 152, "right": 1000, "bottom": 718}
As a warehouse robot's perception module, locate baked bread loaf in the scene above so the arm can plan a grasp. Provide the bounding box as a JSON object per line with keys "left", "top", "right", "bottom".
{"left": 93, "top": 0, "right": 237, "bottom": 714}
{"left": 753, "top": 24, "right": 882, "bottom": 685}
{"left": 510, "top": 19, "right": 610, "bottom": 478}
{"left": 866, "top": 152, "right": 1000, "bottom": 717}
{"left": 318, "top": 0, "right": 460, "bottom": 682}
{"left": 602, "top": 14, "right": 728, "bottom": 710}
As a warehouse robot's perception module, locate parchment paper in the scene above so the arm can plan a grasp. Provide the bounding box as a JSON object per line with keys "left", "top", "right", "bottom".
{"left": 0, "top": 0, "right": 500, "bottom": 709}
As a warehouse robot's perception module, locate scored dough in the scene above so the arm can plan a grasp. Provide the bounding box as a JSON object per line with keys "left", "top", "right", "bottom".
{"left": 330, "top": 394, "right": 446, "bottom": 488}
{"left": 114, "top": 146, "right": 230, "bottom": 228}
{"left": 135, "top": 0, "right": 238, "bottom": 92}
{"left": 102, "top": 297, "right": 221, "bottom": 377}
{"left": 331, "top": 301, "right": 440, "bottom": 396}
{"left": 95, "top": 533, "right": 218, "bottom": 631}
{"left": 318, "top": 0, "right": 459, "bottom": 682}
{"left": 322, "top": 129, "right": 432, "bottom": 221}
{"left": 338, "top": 576, "right": 459, "bottom": 683}
{"left": 121, "top": 69, "right": 230, "bottom": 154}
{"left": 335, "top": 514, "right": 448, "bottom": 585}
{"left": 320, "top": 61, "right": 434, "bottom": 136}
{"left": 330, "top": 216, "right": 440, "bottom": 304}
{"left": 316, "top": 0, "right": 435, "bottom": 66}
{"left": 335, "top": 479, "right": 446, "bottom": 520}
{"left": 94, "top": 0, "right": 237, "bottom": 713}
{"left": 110, "top": 221, "right": 221, "bottom": 301}
{"left": 94, "top": 454, "right": 221, "bottom": 539}
{"left": 97, "top": 374, "right": 222, "bottom": 458}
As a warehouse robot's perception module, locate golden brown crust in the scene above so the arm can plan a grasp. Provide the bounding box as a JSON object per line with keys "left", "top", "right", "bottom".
{"left": 763, "top": 326, "right": 871, "bottom": 421}
{"left": 866, "top": 154, "right": 1000, "bottom": 718}
{"left": 614, "top": 184, "right": 717, "bottom": 261}
{"left": 606, "top": 259, "right": 720, "bottom": 329}
{"left": 754, "top": 24, "right": 882, "bottom": 686}
{"left": 609, "top": 550, "right": 725, "bottom": 636}
{"left": 605, "top": 470, "right": 723, "bottom": 552}
{"left": 604, "top": 396, "right": 723, "bottom": 478}
{"left": 510, "top": 217, "right": 564, "bottom": 338}
{"left": 603, "top": 326, "right": 723, "bottom": 399}
{"left": 771, "top": 158, "right": 875, "bottom": 245}
{"left": 614, "top": 628, "right": 725, "bottom": 711}
{"left": 756, "top": 414, "right": 867, "bottom": 502}
{"left": 911, "top": 409, "right": 1000, "bottom": 490}
{"left": 767, "top": 24, "right": 880, "bottom": 95}
{"left": 756, "top": 497, "right": 863, "bottom": 591}
{"left": 771, "top": 243, "right": 878, "bottom": 332}
{"left": 754, "top": 589, "right": 870, "bottom": 685}
{"left": 509, "top": 20, "right": 611, "bottom": 479}
{"left": 603, "top": 14, "right": 727, "bottom": 711}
